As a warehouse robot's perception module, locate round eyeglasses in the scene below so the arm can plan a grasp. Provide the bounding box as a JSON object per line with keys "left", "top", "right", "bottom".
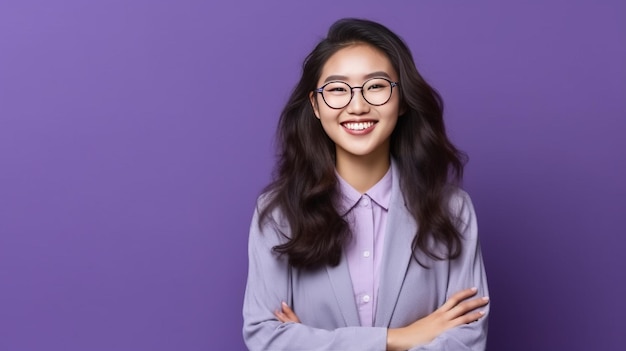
{"left": 314, "top": 77, "right": 399, "bottom": 109}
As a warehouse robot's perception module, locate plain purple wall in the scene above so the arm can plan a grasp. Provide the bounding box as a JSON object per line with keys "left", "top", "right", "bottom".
{"left": 1, "top": 1, "right": 624, "bottom": 350}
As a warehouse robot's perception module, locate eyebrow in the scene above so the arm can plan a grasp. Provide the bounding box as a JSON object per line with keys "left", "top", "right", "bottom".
{"left": 322, "top": 71, "right": 393, "bottom": 84}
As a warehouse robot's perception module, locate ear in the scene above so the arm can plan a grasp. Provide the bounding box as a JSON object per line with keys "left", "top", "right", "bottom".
{"left": 309, "top": 91, "right": 320, "bottom": 119}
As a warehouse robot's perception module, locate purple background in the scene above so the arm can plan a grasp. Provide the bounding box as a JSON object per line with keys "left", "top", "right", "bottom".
{"left": 1, "top": 1, "right": 624, "bottom": 350}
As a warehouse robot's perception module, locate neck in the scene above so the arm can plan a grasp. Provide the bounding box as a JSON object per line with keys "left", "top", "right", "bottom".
{"left": 335, "top": 147, "right": 391, "bottom": 194}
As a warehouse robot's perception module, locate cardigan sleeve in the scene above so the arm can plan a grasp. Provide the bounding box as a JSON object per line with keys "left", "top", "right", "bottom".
{"left": 242, "top": 204, "right": 388, "bottom": 351}
{"left": 410, "top": 191, "right": 490, "bottom": 351}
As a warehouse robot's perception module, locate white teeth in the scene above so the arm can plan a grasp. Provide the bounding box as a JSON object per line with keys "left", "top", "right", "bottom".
{"left": 343, "top": 121, "right": 374, "bottom": 130}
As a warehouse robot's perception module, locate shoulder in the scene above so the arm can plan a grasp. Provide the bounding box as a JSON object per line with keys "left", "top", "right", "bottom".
{"left": 447, "top": 188, "right": 474, "bottom": 215}
{"left": 254, "top": 191, "right": 289, "bottom": 228}
{"left": 446, "top": 188, "right": 478, "bottom": 238}
{"left": 249, "top": 192, "right": 291, "bottom": 246}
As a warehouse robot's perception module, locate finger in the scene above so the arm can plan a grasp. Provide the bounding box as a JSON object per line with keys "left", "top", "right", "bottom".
{"left": 446, "top": 296, "right": 489, "bottom": 319}
{"left": 274, "top": 310, "right": 289, "bottom": 323}
{"left": 274, "top": 310, "right": 292, "bottom": 323}
{"left": 449, "top": 310, "right": 487, "bottom": 328}
{"left": 440, "top": 287, "right": 479, "bottom": 311}
{"left": 281, "top": 302, "right": 301, "bottom": 323}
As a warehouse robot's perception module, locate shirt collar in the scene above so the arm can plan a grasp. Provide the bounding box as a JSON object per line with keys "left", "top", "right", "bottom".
{"left": 336, "top": 161, "right": 393, "bottom": 215}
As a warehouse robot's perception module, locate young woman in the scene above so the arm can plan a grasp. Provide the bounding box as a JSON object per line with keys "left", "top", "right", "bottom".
{"left": 243, "top": 18, "right": 489, "bottom": 351}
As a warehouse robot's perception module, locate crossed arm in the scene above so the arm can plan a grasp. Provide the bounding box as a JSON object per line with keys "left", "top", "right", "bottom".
{"left": 275, "top": 287, "right": 489, "bottom": 350}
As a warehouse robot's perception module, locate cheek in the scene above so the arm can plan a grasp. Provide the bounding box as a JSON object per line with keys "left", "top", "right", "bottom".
{"left": 318, "top": 114, "right": 338, "bottom": 133}
{"left": 380, "top": 104, "right": 401, "bottom": 121}
{"left": 317, "top": 107, "right": 341, "bottom": 123}
{"left": 386, "top": 101, "right": 402, "bottom": 120}
{"left": 317, "top": 113, "right": 342, "bottom": 141}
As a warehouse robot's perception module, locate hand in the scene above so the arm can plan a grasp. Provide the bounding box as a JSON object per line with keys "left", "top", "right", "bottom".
{"left": 274, "top": 302, "right": 301, "bottom": 323}
{"left": 387, "top": 287, "right": 489, "bottom": 351}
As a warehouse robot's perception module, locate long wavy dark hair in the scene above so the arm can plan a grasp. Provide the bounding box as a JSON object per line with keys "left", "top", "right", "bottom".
{"left": 259, "top": 18, "right": 467, "bottom": 269}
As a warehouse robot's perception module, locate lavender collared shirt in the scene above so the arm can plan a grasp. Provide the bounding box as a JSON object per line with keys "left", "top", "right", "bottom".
{"left": 336, "top": 166, "right": 392, "bottom": 327}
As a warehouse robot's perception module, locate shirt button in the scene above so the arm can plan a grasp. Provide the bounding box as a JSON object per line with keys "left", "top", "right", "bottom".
{"left": 362, "top": 295, "right": 371, "bottom": 303}
{"left": 363, "top": 251, "right": 371, "bottom": 258}
{"left": 361, "top": 197, "right": 370, "bottom": 207}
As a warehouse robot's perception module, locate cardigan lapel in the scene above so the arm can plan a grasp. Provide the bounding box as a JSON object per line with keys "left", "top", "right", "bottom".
{"left": 326, "top": 253, "right": 361, "bottom": 326}
{"left": 374, "top": 162, "right": 416, "bottom": 327}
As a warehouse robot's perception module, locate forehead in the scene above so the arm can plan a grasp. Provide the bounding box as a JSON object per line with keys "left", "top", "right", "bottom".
{"left": 319, "top": 43, "right": 397, "bottom": 83}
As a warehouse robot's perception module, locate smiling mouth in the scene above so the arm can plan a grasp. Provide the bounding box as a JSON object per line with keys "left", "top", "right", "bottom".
{"left": 342, "top": 121, "right": 376, "bottom": 131}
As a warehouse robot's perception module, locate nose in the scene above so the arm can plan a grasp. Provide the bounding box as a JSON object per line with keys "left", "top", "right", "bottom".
{"left": 346, "top": 88, "right": 370, "bottom": 115}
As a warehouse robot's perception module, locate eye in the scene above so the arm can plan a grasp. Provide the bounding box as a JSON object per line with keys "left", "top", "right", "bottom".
{"left": 365, "top": 79, "right": 390, "bottom": 91}
{"left": 324, "top": 82, "right": 350, "bottom": 94}
{"left": 328, "top": 87, "right": 347, "bottom": 92}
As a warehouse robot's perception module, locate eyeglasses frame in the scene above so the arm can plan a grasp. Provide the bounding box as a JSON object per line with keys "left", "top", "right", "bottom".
{"left": 314, "top": 77, "right": 399, "bottom": 110}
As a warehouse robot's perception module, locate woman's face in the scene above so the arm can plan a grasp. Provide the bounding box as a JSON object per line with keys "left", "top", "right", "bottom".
{"left": 310, "top": 43, "right": 401, "bottom": 164}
